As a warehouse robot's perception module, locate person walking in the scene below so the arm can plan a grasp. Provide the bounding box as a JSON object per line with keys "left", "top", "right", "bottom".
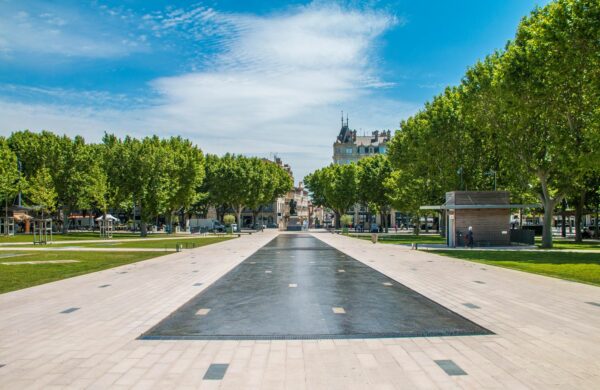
{"left": 465, "top": 226, "right": 474, "bottom": 249}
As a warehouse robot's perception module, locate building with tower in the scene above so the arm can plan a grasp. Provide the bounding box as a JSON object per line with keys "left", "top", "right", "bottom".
{"left": 331, "top": 113, "right": 395, "bottom": 229}
{"left": 333, "top": 113, "right": 391, "bottom": 165}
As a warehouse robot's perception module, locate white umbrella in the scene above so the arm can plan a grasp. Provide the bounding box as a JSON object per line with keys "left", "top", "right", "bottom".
{"left": 95, "top": 214, "right": 119, "bottom": 222}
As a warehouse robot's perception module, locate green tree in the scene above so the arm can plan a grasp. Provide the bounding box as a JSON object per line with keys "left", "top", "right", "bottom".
{"left": 24, "top": 167, "right": 57, "bottom": 215}
{"left": 247, "top": 159, "right": 293, "bottom": 226}
{"left": 305, "top": 164, "right": 358, "bottom": 229}
{"left": 0, "top": 137, "right": 20, "bottom": 233}
{"left": 7, "top": 130, "right": 61, "bottom": 178}
{"left": 52, "top": 135, "right": 103, "bottom": 234}
{"left": 357, "top": 155, "right": 393, "bottom": 231}
{"left": 495, "top": 0, "right": 600, "bottom": 247}
{"left": 162, "top": 137, "right": 205, "bottom": 231}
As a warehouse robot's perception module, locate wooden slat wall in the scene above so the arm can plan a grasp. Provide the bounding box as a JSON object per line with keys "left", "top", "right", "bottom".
{"left": 446, "top": 191, "right": 509, "bottom": 205}
{"left": 456, "top": 209, "right": 510, "bottom": 246}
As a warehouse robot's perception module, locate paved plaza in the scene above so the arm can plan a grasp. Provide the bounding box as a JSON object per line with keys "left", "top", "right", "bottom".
{"left": 1, "top": 231, "right": 600, "bottom": 389}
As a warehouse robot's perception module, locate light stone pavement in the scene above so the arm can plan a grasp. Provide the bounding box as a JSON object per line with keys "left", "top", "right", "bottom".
{"left": 0, "top": 230, "right": 599, "bottom": 389}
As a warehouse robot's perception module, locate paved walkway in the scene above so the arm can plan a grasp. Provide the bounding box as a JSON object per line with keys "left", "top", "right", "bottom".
{"left": 0, "top": 231, "right": 599, "bottom": 389}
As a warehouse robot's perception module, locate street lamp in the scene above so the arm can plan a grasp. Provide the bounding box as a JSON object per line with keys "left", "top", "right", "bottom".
{"left": 457, "top": 167, "right": 464, "bottom": 190}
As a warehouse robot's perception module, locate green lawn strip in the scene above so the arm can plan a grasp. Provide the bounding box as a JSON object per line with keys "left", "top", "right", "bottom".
{"left": 0, "top": 251, "right": 166, "bottom": 294}
{"left": 433, "top": 250, "right": 600, "bottom": 286}
{"left": 82, "top": 236, "right": 234, "bottom": 249}
{"left": 0, "top": 232, "right": 167, "bottom": 243}
{"left": 351, "top": 234, "right": 445, "bottom": 245}
{"left": 534, "top": 237, "right": 600, "bottom": 250}
{"left": 1, "top": 235, "right": 235, "bottom": 248}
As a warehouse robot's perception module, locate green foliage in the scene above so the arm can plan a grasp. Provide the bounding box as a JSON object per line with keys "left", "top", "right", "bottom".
{"left": 383, "top": 0, "right": 600, "bottom": 248}
{"left": 0, "top": 137, "right": 19, "bottom": 203}
{"left": 340, "top": 215, "right": 353, "bottom": 227}
{"left": 304, "top": 163, "right": 357, "bottom": 228}
{"left": 7, "top": 130, "right": 61, "bottom": 177}
{"left": 223, "top": 214, "right": 236, "bottom": 225}
{"left": 198, "top": 154, "right": 292, "bottom": 230}
{"left": 357, "top": 155, "right": 393, "bottom": 225}
{"left": 52, "top": 135, "right": 104, "bottom": 233}
{"left": 24, "top": 167, "right": 57, "bottom": 213}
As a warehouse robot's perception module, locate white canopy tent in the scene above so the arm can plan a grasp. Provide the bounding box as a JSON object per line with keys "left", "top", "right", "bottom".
{"left": 95, "top": 214, "right": 119, "bottom": 222}
{"left": 96, "top": 214, "right": 118, "bottom": 238}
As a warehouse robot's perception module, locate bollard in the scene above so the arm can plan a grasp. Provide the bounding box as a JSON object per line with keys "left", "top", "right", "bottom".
{"left": 176, "top": 243, "right": 182, "bottom": 252}
{"left": 371, "top": 233, "right": 378, "bottom": 244}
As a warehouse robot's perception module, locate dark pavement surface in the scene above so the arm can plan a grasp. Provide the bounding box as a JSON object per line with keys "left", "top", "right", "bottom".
{"left": 140, "top": 234, "right": 491, "bottom": 340}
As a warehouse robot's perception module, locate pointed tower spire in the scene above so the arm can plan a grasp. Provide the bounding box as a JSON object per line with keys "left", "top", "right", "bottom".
{"left": 346, "top": 114, "right": 349, "bottom": 127}
{"left": 341, "top": 110, "right": 344, "bottom": 128}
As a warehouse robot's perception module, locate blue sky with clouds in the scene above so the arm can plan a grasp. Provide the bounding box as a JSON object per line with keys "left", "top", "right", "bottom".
{"left": 0, "top": 0, "right": 548, "bottom": 181}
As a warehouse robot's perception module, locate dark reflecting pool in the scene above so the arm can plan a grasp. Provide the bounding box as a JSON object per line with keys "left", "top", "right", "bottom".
{"left": 140, "top": 234, "right": 491, "bottom": 340}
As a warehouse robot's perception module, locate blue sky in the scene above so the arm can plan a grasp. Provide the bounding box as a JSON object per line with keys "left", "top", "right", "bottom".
{"left": 0, "top": 0, "right": 549, "bottom": 181}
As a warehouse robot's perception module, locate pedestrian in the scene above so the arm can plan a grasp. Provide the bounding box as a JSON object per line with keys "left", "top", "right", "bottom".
{"left": 466, "top": 226, "right": 474, "bottom": 249}
{"left": 394, "top": 223, "right": 398, "bottom": 233}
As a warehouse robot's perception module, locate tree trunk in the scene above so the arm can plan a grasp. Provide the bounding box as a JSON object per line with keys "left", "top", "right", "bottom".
{"left": 541, "top": 203, "right": 555, "bottom": 248}
{"left": 413, "top": 213, "right": 420, "bottom": 236}
{"left": 334, "top": 211, "right": 341, "bottom": 229}
{"left": 139, "top": 202, "right": 147, "bottom": 237}
{"left": 538, "top": 172, "right": 562, "bottom": 249}
{"left": 102, "top": 210, "right": 108, "bottom": 238}
{"left": 595, "top": 203, "right": 599, "bottom": 239}
{"left": 166, "top": 212, "right": 173, "bottom": 234}
{"left": 236, "top": 205, "right": 242, "bottom": 232}
{"left": 574, "top": 192, "right": 584, "bottom": 243}
{"left": 252, "top": 208, "right": 259, "bottom": 228}
{"left": 62, "top": 206, "right": 69, "bottom": 234}
{"left": 561, "top": 200, "right": 567, "bottom": 238}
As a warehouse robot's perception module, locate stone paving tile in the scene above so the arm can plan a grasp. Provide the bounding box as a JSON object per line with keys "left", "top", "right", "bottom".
{"left": 1, "top": 230, "right": 600, "bottom": 389}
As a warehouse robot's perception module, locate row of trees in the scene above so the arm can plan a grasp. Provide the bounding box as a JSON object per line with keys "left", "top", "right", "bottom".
{"left": 304, "top": 154, "right": 392, "bottom": 230}
{"left": 305, "top": 0, "right": 600, "bottom": 247}
{"left": 0, "top": 131, "right": 292, "bottom": 235}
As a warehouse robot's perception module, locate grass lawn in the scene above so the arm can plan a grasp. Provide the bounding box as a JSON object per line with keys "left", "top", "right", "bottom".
{"left": 60, "top": 236, "right": 234, "bottom": 249}
{"left": 0, "top": 236, "right": 234, "bottom": 293}
{"left": 0, "top": 251, "right": 166, "bottom": 294}
{"left": 0, "top": 235, "right": 234, "bottom": 248}
{"left": 350, "top": 234, "right": 445, "bottom": 245}
{"left": 0, "top": 232, "right": 171, "bottom": 243}
{"left": 434, "top": 250, "right": 600, "bottom": 286}
{"left": 535, "top": 237, "right": 600, "bottom": 250}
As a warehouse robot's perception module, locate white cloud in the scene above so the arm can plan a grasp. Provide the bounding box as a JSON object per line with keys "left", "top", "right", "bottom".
{"left": 0, "top": 2, "right": 418, "bottom": 180}
{"left": 0, "top": 1, "right": 147, "bottom": 58}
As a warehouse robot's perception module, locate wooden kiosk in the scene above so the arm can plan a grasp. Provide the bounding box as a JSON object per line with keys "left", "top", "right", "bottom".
{"left": 422, "top": 191, "right": 538, "bottom": 247}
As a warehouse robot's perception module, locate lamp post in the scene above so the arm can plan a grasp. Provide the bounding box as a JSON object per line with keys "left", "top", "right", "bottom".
{"left": 457, "top": 167, "right": 464, "bottom": 190}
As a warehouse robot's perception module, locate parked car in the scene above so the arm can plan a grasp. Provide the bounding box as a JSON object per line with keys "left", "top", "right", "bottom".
{"left": 189, "top": 218, "right": 225, "bottom": 232}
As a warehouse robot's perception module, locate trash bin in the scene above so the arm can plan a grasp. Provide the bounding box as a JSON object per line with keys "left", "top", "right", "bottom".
{"left": 371, "top": 233, "right": 378, "bottom": 244}
{"left": 176, "top": 243, "right": 182, "bottom": 252}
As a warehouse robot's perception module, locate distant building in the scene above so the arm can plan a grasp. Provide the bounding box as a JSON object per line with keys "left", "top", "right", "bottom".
{"left": 332, "top": 114, "right": 393, "bottom": 228}
{"left": 333, "top": 114, "right": 391, "bottom": 165}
